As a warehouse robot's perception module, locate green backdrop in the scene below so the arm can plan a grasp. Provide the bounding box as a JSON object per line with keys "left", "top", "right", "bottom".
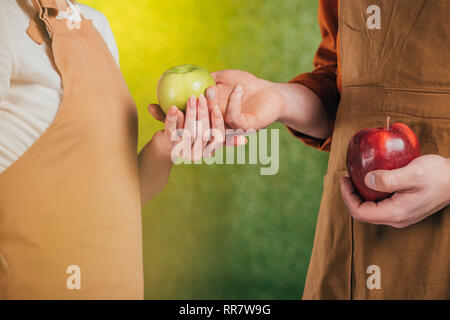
{"left": 81, "top": 0, "right": 329, "bottom": 299}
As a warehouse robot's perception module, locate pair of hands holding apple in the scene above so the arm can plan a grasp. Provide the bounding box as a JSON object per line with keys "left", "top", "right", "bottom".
{"left": 149, "top": 66, "right": 247, "bottom": 162}
{"left": 149, "top": 66, "right": 450, "bottom": 229}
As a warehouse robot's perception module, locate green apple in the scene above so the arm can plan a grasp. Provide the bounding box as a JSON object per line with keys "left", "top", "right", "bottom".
{"left": 157, "top": 64, "right": 216, "bottom": 114}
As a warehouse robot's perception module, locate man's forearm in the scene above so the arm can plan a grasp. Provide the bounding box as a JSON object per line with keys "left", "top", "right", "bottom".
{"left": 138, "top": 133, "right": 173, "bottom": 206}
{"left": 269, "top": 81, "right": 330, "bottom": 140}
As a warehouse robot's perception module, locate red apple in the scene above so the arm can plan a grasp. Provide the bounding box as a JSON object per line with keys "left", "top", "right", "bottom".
{"left": 346, "top": 118, "right": 421, "bottom": 202}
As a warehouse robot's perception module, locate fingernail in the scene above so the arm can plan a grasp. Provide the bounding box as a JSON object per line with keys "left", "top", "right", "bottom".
{"left": 213, "top": 105, "right": 221, "bottom": 118}
{"left": 237, "top": 136, "right": 247, "bottom": 145}
{"left": 206, "top": 88, "right": 215, "bottom": 100}
{"left": 368, "top": 173, "right": 376, "bottom": 188}
{"left": 198, "top": 95, "right": 207, "bottom": 113}
{"left": 234, "top": 84, "right": 243, "bottom": 92}
{"left": 169, "top": 106, "right": 177, "bottom": 116}
{"left": 187, "top": 96, "right": 196, "bottom": 108}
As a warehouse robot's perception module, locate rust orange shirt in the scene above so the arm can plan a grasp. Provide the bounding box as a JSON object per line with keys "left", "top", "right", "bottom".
{"left": 289, "top": 0, "right": 340, "bottom": 151}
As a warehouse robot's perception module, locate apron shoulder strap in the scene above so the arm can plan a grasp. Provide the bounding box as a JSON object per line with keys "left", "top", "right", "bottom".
{"left": 27, "top": 0, "right": 58, "bottom": 44}
{"left": 32, "top": 0, "right": 59, "bottom": 10}
{"left": 26, "top": 13, "right": 47, "bottom": 45}
{"left": 27, "top": 0, "right": 81, "bottom": 44}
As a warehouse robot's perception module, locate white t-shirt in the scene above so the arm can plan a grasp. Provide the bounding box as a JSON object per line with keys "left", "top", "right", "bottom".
{"left": 0, "top": 0, "right": 119, "bottom": 174}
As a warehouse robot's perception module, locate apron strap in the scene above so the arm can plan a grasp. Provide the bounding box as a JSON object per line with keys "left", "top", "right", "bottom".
{"left": 27, "top": 0, "right": 83, "bottom": 45}
{"left": 34, "top": 0, "right": 59, "bottom": 10}
{"left": 26, "top": 13, "right": 47, "bottom": 45}
{"left": 27, "top": 0, "right": 58, "bottom": 43}
{"left": 27, "top": 0, "right": 46, "bottom": 44}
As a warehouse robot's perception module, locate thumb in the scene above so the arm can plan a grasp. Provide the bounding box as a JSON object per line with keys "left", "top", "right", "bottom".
{"left": 148, "top": 104, "right": 166, "bottom": 122}
{"left": 206, "top": 86, "right": 220, "bottom": 111}
{"left": 224, "top": 84, "right": 247, "bottom": 129}
{"left": 364, "top": 166, "right": 416, "bottom": 193}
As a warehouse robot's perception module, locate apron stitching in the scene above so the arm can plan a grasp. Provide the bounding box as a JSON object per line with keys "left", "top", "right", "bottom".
{"left": 346, "top": 110, "right": 450, "bottom": 121}
{"left": 345, "top": 85, "right": 450, "bottom": 94}
{"left": 340, "top": 0, "right": 354, "bottom": 301}
{"left": 350, "top": 216, "right": 354, "bottom": 300}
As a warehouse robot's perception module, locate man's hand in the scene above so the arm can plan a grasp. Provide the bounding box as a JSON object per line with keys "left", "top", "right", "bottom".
{"left": 208, "top": 70, "right": 330, "bottom": 139}
{"left": 206, "top": 70, "right": 285, "bottom": 131}
{"left": 340, "top": 155, "right": 450, "bottom": 229}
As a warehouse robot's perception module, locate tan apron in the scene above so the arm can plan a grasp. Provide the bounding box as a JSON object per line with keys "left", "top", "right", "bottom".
{"left": 303, "top": 0, "right": 449, "bottom": 299}
{"left": 0, "top": 0, "right": 144, "bottom": 299}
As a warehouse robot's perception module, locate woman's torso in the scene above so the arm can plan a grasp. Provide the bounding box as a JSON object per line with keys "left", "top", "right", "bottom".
{"left": 0, "top": 0, "right": 119, "bottom": 174}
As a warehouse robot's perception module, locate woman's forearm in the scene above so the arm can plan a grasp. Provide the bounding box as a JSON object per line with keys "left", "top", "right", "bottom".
{"left": 270, "top": 81, "right": 331, "bottom": 139}
{"left": 138, "top": 132, "right": 173, "bottom": 206}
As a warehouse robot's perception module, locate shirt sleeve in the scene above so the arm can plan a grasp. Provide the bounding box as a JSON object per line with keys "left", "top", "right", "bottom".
{"left": 287, "top": 0, "right": 339, "bottom": 152}
{"left": 100, "top": 13, "right": 120, "bottom": 67}
{"left": 0, "top": 9, "right": 13, "bottom": 102}
{"left": 76, "top": 3, "right": 120, "bottom": 66}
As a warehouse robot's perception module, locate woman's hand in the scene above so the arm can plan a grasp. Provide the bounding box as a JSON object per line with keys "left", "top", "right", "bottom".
{"left": 139, "top": 94, "right": 230, "bottom": 205}
{"left": 340, "top": 155, "right": 450, "bottom": 229}
{"left": 148, "top": 92, "right": 248, "bottom": 148}
{"left": 152, "top": 94, "right": 228, "bottom": 162}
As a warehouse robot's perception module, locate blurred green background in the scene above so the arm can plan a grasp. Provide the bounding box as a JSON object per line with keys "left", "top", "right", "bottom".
{"left": 81, "top": 0, "right": 329, "bottom": 299}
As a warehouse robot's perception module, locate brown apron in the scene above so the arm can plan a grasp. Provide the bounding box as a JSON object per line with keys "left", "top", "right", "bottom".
{"left": 0, "top": 0, "right": 144, "bottom": 299}
{"left": 303, "top": 0, "right": 449, "bottom": 299}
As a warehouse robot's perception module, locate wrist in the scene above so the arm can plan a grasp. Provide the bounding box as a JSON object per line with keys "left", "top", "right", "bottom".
{"left": 268, "top": 81, "right": 330, "bottom": 139}
{"left": 268, "top": 81, "right": 316, "bottom": 124}
{"left": 142, "top": 131, "right": 173, "bottom": 164}
{"left": 262, "top": 79, "right": 288, "bottom": 122}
